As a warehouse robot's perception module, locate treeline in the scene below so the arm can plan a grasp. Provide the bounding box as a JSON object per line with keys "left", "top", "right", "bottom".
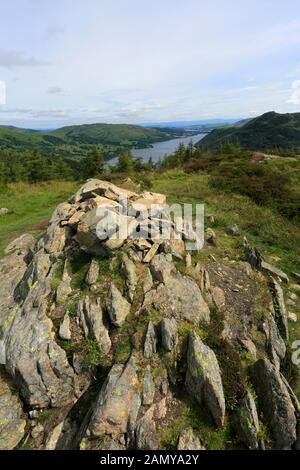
{"left": 0, "top": 147, "right": 136, "bottom": 183}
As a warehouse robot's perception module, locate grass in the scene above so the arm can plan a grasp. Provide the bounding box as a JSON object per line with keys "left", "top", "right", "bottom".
{"left": 158, "top": 397, "right": 233, "bottom": 450}
{"left": 0, "top": 181, "right": 78, "bottom": 255}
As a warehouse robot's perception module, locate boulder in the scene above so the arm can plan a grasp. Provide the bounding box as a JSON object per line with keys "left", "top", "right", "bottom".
{"left": 252, "top": 358, "right": 297, "bottom": 449}
{"left": 144, "top": 321, "right": 157, "bottom": 359}
{"left": 150, "top": 253, "right": 175, "bottom": 283}
{"left": 144, "top": 272, "right": 210, "bottom": 325}
{"left": 88, "top": 356, "right": 141, "bottom": 437}
{"left": 232, "top": 390, "right": 260, "bottom": 449}
{"left": 69, "top": 179, "right": 138, "bottom": 204}
{"left": 78, "top": 297, "right": 111, "bottom": 354}
{"left": 106, "top": 283, "right": 131, "bottom": 328}
{"left": 162, "top": 238, "right": 185, "bottom": 260}
{"left": 59, "top": 313, "right": 71, "bottom": 341}
{"left": 185, "top": 332, "right": 225, "bottom": 428}
{"left": 160, "top": 318, "right": 178, "bottom": 352}
{"left": 177, "top": 427, "right": 204, "bottom": 450}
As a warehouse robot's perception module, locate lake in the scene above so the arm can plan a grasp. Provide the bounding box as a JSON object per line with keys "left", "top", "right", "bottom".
{"left": 109, "top": 132, "right": 207, "bottom": 165}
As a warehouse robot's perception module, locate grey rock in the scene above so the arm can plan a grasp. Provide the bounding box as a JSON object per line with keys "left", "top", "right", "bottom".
{"left": 268, "top": 318, "right": 286, "bottom": 367}
{"left": 88, "top": 356, "right": 141, "bottom": 437}
{"left": 160, "top": 318, "right": 178, "bottom": 352}
{"left": 31, "top": 423, "right": 44, "bottom": 439}
{"left": 0, "top": 373, "right": 26, "bottom": 450}
{"left": 185, "top": 332, "right": 225, "bottom": 428}
{"left": 5, "top": 233, "right": 35, "bottom": 255}
{"left": 143, "top": 268, "right": 153, "bottom": 294}
{"left": 78, "top": 297, "right": 111, "bottom": 354}
{"left": 262, "top": 262, "right": 289, "bottom": 284}
{"left": 0, "top": 250, "right": 75, "bottom": 409}
{"left": 0, "top": 208, "right": 10, "bottom": 216}
{"left": 269, "top": 278, "right": 289, "bottom": 340}
{"left": 150, "top": 253, "right": 175, "bottom": 283}
{"left": 143, "top": 243, "right": 160, "bottom": 263}
{"left": 205, "top": 228, "right": 217, "bottom": 245}
{"left": 144, "top": 272, "right": 210, "bottom": 325}
{"left": 106, "top": 283, "right": 131, "bottom": 328}
{"left": 69, "top": 179, "right": 138, "bottom": 204}
{"left": 59, "top": 313, "right": 72, "bottom": 341}
{"left": 226, "top": 224, "right": 240, "bottom": 236}
{"left": 185, "top": 253, "right": 192, "bottom": 268}
{"left": 243, "top": 238, "right": 263, "bottom": 270}
{"left": 292, "top": 272, "right": 300, "bottom": 283}
{"left": 122, "top": 254, "right": 137, "bottom": 301}
{"left": 56, "top": 262, "right": 72, "bottom": 304}
{"left": 144, "top": 321, "right": 157, "bottom": 359}
{"left": 252, "top": 358, "right": 297, "bottom": 449}
{"left": 135, "top": 407, "right": 158, "bottom": 450}
{"left": 142, "top": 365, "right": 155, "bottom": 406}
{"left": 177, "top": 427, "right": 204, "bottom": 450}
{"left": 211, "top": 286, "right": 226, "bottom": 311}
{"left": 85, "top": 259, "right": 99, "bottom": 286}
{"left": 45, "top": 421, "right": 64, "bottom": 450}
{"left": 232, "top": 391, "right": 260, "bottom": 449}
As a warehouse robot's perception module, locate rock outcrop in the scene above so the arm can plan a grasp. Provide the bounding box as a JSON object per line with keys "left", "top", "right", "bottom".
{"left": 252, "top": 359, "right": 297, "bottom": 449}
{"left": 0, "top": 178, "right": 298, "bottom": 451}
{"left": 185, "top": 332, "right": 225, "bottom": 428}
{"left": 87, "top": 356, "right": 141, "bottom": 438}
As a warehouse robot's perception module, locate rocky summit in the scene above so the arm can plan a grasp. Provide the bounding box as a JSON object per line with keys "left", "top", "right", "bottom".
{"left": 0, "top": 178, "right": 299, "bottom": 450}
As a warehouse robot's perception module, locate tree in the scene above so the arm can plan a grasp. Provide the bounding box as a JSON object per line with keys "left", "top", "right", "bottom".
{"left": 184, "top": 139, "right": 194, "bottom": 161}
{"left": 82, "top": 146, "right": 105, "bottom": 178}
{"left": 116, "top": 150, "right": 135, "bottom": 173}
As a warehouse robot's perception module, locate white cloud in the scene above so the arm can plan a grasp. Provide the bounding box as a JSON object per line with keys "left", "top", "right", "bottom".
{"left": 46, "top": 86, "right": 63, "bottom": 95}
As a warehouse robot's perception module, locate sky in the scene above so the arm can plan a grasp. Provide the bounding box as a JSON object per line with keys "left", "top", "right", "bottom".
{"left": 0, "top": 0, "right": 300, "bottom": 128}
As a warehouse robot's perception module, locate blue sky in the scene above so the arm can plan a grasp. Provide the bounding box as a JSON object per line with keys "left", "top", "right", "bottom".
{"left": 0, "top": 0, "right": 300, "bottom": 128}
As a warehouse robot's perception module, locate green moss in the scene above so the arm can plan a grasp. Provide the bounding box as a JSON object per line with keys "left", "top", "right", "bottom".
{"left": 37, "top": 410, "right": 52, "bottom": 424}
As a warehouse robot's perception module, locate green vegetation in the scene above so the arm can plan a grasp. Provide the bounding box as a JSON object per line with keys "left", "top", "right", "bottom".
{"left": 0, "top": 180, "right": 78, "bottom": 254}
{"left": 158, "top": 398, "right": 233, "bottom": 450}
{"left": 200, "top": 111, "right": 300, "bottom": 154}
{"left": 0, "top": 123, "right": 186, "bottom": 157}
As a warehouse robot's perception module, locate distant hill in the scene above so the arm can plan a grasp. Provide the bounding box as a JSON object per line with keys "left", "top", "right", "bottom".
{"left": 199, "top": 111, "right": 300, "bottom": 154}
{"left": 0, "top": 123, "right": 185, "bottom": 157}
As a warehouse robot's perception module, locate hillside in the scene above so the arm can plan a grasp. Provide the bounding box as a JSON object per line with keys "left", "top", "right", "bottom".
{"left": 199, "top": 112, "right": 300, "bottom": 154}
{"left": 0, "top": 123, "right": 185, "bottom": 157}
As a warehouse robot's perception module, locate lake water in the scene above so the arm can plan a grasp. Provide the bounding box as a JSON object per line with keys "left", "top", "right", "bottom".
{"left": 109, "top": 133, "right": 207, "bottom": 165}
